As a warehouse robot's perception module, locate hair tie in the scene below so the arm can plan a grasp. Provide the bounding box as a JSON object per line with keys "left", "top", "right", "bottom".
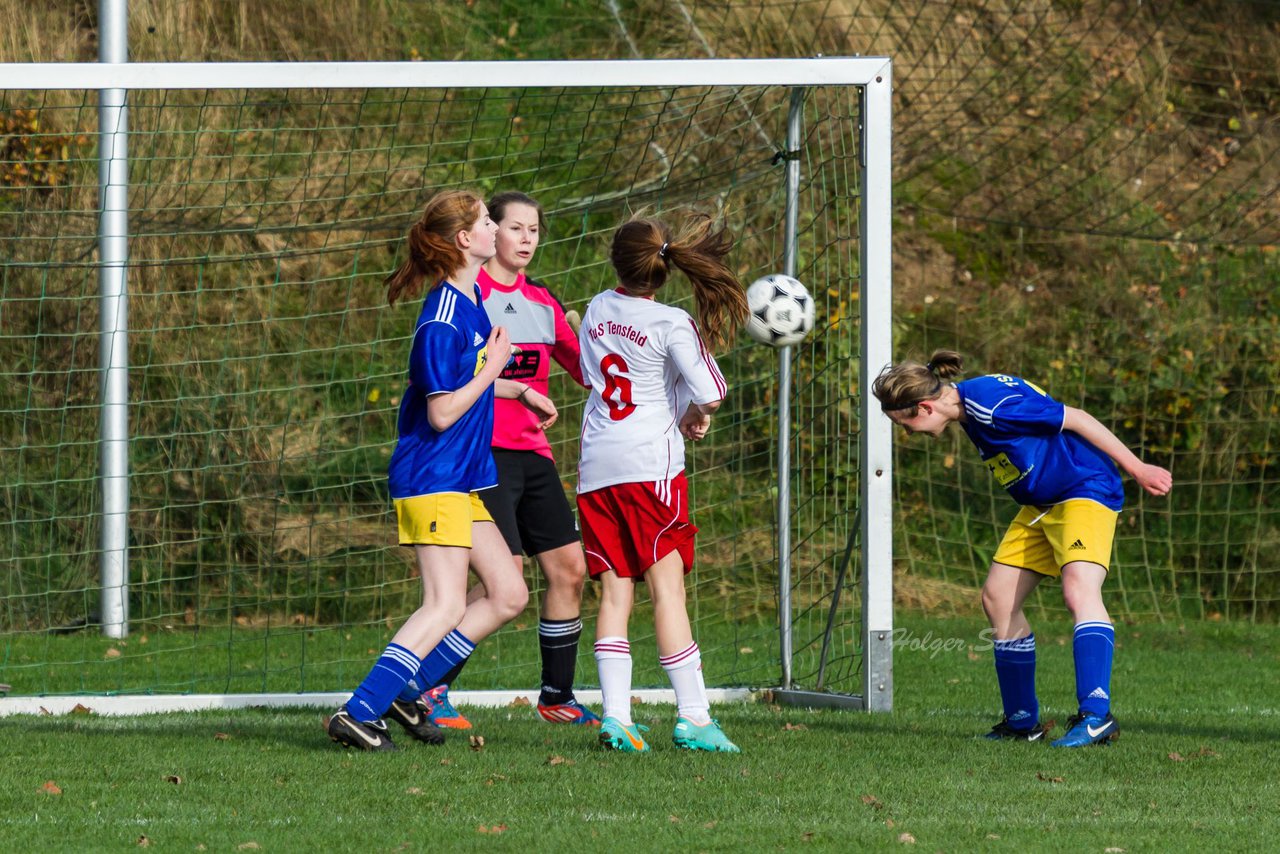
{"left": 925, "top": 361, "right": 935, "bottom": 372}
{"left": 658, "top": 242, "right": 669, "bottom": 259}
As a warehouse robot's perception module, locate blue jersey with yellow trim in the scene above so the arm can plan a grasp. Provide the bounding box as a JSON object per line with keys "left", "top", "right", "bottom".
{"left": 388, "top": 281, "right": 498, "bottom": 499}
{"left": 957, "top": 374, "right": 1123, "bottom": 511}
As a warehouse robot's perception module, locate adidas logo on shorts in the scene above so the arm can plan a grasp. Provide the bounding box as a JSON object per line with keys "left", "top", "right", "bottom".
{"left": 1068, "top": 538, "right": 1086, "bottom": 550}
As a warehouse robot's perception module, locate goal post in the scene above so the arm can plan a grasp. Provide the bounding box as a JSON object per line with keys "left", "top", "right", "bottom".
{"left": 0, "top": 56, "right": 892, "bottom": 714}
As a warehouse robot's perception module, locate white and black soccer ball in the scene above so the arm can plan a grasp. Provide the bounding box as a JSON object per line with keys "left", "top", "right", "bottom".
{"left": 744, "top": 273, "right": 816, "bottom": 347}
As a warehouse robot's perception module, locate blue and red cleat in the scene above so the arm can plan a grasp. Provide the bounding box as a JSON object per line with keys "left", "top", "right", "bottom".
{"left": 537, "top": 697, "right": 602, "bottom": 726}
{"left": 420, "top": 684, "right": 472, "bottom": 730}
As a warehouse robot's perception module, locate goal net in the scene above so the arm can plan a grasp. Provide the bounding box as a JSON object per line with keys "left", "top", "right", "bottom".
{"left": 0, "top": 58, "right": 892, "bottom": 712}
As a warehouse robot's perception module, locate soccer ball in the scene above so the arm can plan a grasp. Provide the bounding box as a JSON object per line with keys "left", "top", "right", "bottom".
{"left": 744, "top": 274, "right": 816, "bottom": 347}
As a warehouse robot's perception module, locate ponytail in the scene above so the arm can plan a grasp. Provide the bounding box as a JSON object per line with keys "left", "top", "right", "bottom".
{"left": 386, "top": 189, "right": 483, "bottom": 305}
{"left": 609, "top": 214, "right": 748, "bottom": 351}
{"left": 872, "top": 349, "right": 964, "bottom": 414}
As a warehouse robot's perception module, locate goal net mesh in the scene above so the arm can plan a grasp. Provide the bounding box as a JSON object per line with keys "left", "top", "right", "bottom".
{"left": 0, "top": 81, "right": 865, "bottom": 698}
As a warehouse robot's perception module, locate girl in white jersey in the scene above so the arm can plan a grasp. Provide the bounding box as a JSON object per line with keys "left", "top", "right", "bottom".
{"left": 578, "top": 214, "right": 748, "bottom": 753}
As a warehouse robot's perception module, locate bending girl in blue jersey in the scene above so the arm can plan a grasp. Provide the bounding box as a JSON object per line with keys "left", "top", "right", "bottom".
{"left": 326, "top": 189, "right": 556, "bottom": 751}
{"left": 873, "top": 350, "right": 1171, "bottom": 747}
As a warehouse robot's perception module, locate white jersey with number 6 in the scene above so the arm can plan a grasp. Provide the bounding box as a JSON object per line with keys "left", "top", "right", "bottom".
{"left": 577, "top": 289, "right": 727, "bottom": 494}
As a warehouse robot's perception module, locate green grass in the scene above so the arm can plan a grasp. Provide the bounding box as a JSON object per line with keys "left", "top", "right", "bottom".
{"left": 2, "top": 615, "right": 1277, "bottom": 851}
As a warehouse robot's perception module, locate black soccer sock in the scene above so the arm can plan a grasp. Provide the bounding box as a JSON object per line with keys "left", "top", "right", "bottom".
{"left": 437, "top": 657, "right": 469, "bottom": 691}
{"left": 538, "top": 617, "right": 583, "bottom": 706}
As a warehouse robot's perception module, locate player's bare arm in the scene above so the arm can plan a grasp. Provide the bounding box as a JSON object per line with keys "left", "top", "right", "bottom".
{"left": 679, "top": 399, "right": 721, "bottom": 442}
{"left": 1062, "top": 406, "right": 1172, "bottom": 496}
{"left": 426, "top": 326, "right": 512, "bottom": 432}
{"left": 496, "top": 378, "right": 558, "bottom": 430}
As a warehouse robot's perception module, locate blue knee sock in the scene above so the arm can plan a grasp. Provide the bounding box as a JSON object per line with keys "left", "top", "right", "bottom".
{"left": 992, "top": 634, "right": 1038, "bottom": 730}
{"left": 1073, "top": 621, "right": 1115, "bottom": 716}
{"left": 349, "top": 643, "right": 421, "bottom": 722}
{"left": 398, "top": 630, "right": 476, "bottom": 702}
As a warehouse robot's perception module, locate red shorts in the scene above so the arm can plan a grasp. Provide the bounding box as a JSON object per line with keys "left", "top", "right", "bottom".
{"left": 577, "top": 473, "right": 698, "bottom": 579}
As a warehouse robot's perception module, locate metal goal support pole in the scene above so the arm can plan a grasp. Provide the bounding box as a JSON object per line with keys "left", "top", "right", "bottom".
{"left": 98, "top": 0, "right": 130, "bottom": 638}
{"left": 777, "top": 87, "right": 804, "bottom": 689}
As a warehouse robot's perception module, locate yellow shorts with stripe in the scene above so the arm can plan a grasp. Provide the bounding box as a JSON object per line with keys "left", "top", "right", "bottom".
{"left": 395, "top": 492, "right": 494, "bottom": 548}
{"left": 992, "top": 499, "right": 1119, "bottom": 577}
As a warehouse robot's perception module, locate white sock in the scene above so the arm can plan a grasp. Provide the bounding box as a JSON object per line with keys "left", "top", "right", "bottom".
{"left": 594, "top": 636, "right": 633, "bottom": 725}
{"left": 660, "top": 642, "right": 710, "bottom": 724}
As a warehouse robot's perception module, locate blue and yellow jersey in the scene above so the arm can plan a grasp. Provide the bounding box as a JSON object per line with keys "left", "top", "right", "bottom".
{"left": 387, "top": 281, "right": 498, "bottom": 499}
{"left": 957, "top": 374, "right": 1123, "bottom": 511}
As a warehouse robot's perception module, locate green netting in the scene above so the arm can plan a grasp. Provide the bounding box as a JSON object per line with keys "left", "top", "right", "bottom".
{"left": 0, "top": 81, "right": 867, "bottom": 697}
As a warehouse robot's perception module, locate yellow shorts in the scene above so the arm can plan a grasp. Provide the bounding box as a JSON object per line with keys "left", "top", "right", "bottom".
{"left": 395, "top": 492, "right": 494, "bottom": 548}
{"left": 992, "top": 499, "right": 1118, "bottom": 577}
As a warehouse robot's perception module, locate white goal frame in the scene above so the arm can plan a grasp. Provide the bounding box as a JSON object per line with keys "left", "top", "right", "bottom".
{"left": 0, "top": 55, "right": 893, "bottom": 714}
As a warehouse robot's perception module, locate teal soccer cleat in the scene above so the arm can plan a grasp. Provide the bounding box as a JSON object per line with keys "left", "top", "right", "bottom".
{"left": 599, "top": 716, "right": 650, "bottom": 752}
{"left": 672, "top": 717, "right": 740, "bottom": 753}
{"left": 1051, "top": 712, "right": 1119, "bottom": 747}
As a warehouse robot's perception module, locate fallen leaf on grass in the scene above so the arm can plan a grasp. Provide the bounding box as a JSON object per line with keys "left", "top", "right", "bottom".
{"left": 104, "top": 648, "right": 122, "bottom": 659}
{"left": 860, "top": 794, "right": 883, "bottom": 810}
{"left": 1105, "top": 848, "right": 1126, "bottom": 853}
{"left": 406, "top": 787, "right": 423, "bottom": 796}
{"left": 71, "top": 703, "right": 94, "bottom": 715}
{"left": 469, "top": 735, "right": 485, "bottom": 751}
{"left": 164, "top": 775, "right": 182, "bottom": 785}
{"left": 41, "top": 781, "right": 63, "bottom": 796}
{"left": 214, "top": 732, "right": 230, "bottom": 741}
{"left": 668, "top": 815, "right": 682, "bottom": 824}
{"left": 439, "top": 758, "right": 453, "bottom": 766}
{"left": 137, "top": 835, "right": 150, "bottom": 847}
{"left": 1168, "top": 752, "right": 1185, "bottom": 762}
{"left": 703, "top": 821, "right": 718, "bottom": 829}
{"left": 898, "top": 832, "right": 916, "bottom": 844}
{"left": 547, "top": 755, "right": 575, "bottom": 766}
{"left": 508, "top": 696, "right": 531, "bottom": 708}
{"left": 800, "top": 832, "right": 815, "bottom": 842}
{"left": 1036, "top": 773, "right": 1064, "bottom": 783}
{"left": 237, "top": 843, "right": 261, "bottom": 850}
{"left": 783, "top": 722, "right": 808, "bottom": 731}
{"left": 477, "top": 825, "right": 508, "bottom": 835}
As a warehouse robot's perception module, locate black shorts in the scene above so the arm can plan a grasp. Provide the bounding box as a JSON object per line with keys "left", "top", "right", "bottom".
{"left": 480, "top": 449, "right": 581, "bottom": 557}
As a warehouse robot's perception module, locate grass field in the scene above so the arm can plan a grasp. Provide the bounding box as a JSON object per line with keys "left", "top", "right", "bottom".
{"left": 2, "top": 615, "right": 1277, "bottom": 851}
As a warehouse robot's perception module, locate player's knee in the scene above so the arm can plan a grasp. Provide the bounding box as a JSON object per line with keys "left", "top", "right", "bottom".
{"left": 493, "top": 576, "right": 531, "bottom": 620}
{"left": 545, "top": 554, "right": 587, "bottom": 594}
{"left": 1060, "top": 582, "right": 1101, "bottom": 619}
{"left": 980, "top": 582, "right": 1008, "bottom": 620}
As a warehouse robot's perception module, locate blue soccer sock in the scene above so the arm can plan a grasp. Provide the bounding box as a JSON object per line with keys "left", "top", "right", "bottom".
{"left": 1072, "top": 621, "right": 1115, "bottom": 716}
{"left": 400, "top": 629, "right": 476, "bottom": 701}
{"left": 992, "top": 634, "right": 1038, "bottom": 730}
{"left": 348, "top": 642, "right": 421, "bottom": 722}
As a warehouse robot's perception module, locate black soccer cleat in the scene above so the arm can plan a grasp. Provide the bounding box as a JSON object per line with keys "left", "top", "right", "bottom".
{"left": 326, "top": 705, "right": 398, "bottom": 751}
{"left": 384, "top": 698, "right": 446, "bottom": 745}
{"left": 983, "top": 716, "right": 1054, "bottom": 742}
